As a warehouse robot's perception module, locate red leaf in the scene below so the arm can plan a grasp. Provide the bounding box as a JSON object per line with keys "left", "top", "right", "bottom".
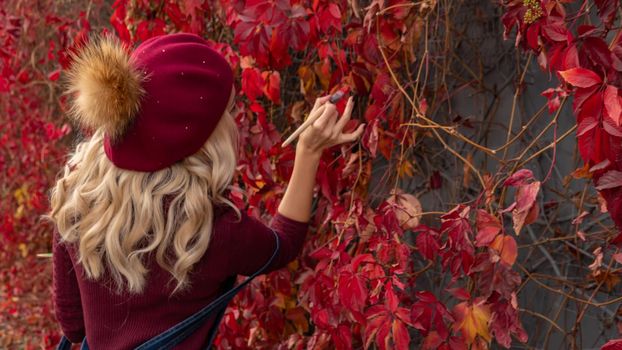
{"left": 573, "top": 85, "right": 599, "bottom": 113}
{"left": 559, "top": 68, "right": 602, "bottom": 88}
{"left": 489, "top": 299, "right": 529, "bottom": 347}
{"left": 110, "top": 0, "right": 131, "bottom": 44}
{"left": 603, "top": 116, "right": 622, "bottom": 137}
{"left": 503, "top": 169, "right": 535, "bottom": 187}
{"left": 584, "top": 36, "right": 613, "bottom": 69}
{"left": 512, "top": 181, "right": 541, "bottom": 234}
{"left": 47, "top": 68, "right": 61, "bottom": 81}
{"left": 590, "top": 159, "right": 612, "bottom": 173}
{"left": 376, "top": 319, "right": 392, "bottom": 350}
{"left": 241, "top": 67, "right": 265, "bottom": 103}
{"left": 16, "top": 69, "right": 30, "bottom": 84}
{"left": 596, "top": 171, "right": 622, "bottom": 190}
{"left": 430, "top": 170, "right": 442, "bottom": 189}
{"left": 363, "top": 118, "right": 379, "bottom": 157}
{"left": 577, "top": 116, "right": 599, "bottom": 136}
{"left": 475, "top": 210, "right": 502, "bottom": 247}
{"left": 525, "top": 22, "right": 540, "bottom": 50}
{"left": 602, "top": 339, "right": 622, "bottom": 350}
{"left": 318, "top": 3, "right": 342, "bottom": 33}
{"left": 446, "top": 287, "right": 471, "bottom": 301}
{"left": 135, "top": 19, "right": 166, "bottom": 41}
{"left": 422, "top": 331, "right": 444, "bottom": 350}
{"left": 314, "top": 308, "right": 331, "bottom": 329}
{"left": 490, "top": 235, "right": 518, "bottom": 266}
{"left": 261, "top": 71, "right": 281, "bottom": 104}
{"left": 604, "top": 85, "right": 622, "bottom": 127}
{"left": 385, "top": 284, "right": 399, "bottom": 312}
{"left": 338, "top": 269, "right": 368, "bottom": 313}
{"left": 415, "top": 226, "right": 441, "bottom": 260}
{"left": 578, "top": 24, "right": 597, "bottom": 37}
{"left": 541, "top": 22, "right": 568, "bottom": 42}
{"left": 578, "top": 120, "right": 605, "bottom": 164}
{"left": 563, "top": 44, "right": 580, "bottom": 70}
{"left": 392, "top": 320, "right": 410, "bottom": 350}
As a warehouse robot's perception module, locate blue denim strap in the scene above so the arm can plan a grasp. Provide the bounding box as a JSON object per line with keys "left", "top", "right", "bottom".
{"left": 134, "top": 228, "right": 280, "bottom": 350}
{"left": 57, "top": 228, "right": 280, "bottom": 350}
{"left": 56, "top": 335, "right": 89, "bottom": 349}
{"left": 56, "top": 335, "right": 72, "bottom": 350}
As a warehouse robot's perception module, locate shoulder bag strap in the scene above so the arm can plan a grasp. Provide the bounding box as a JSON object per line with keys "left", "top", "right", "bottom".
{"left": 134, "top": 228, "right": 281, "bottom": 350}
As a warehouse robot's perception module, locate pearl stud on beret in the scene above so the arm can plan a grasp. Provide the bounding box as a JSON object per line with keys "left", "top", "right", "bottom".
{"left": 64, "top": 32, "right": 235, "bottom": 172}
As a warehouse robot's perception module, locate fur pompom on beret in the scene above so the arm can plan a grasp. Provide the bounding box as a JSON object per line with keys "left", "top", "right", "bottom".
{"left": 63, "top": 34, "right": 147, "bottom": 142}
{"left": 61, "top": 32, "right": 234, "bottom": 172}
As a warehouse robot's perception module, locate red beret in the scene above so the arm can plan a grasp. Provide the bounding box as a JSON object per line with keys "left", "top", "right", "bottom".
{"left": 65, "top": 32, "right": 234, "bottom": 172}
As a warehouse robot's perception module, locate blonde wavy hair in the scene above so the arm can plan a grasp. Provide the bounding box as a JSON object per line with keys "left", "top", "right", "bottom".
{"left": 45, "top": 100, "right": 241, "bottom": 296}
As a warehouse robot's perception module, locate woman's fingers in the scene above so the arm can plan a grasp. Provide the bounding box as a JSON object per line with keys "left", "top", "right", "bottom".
{"left": 313, "top": 102, "right": 338, "bottom": 130}
{"left": 313, "top": 94, "right": 332, "bottom": 110}
{"left": 336, "top": 123, "right": 366, "bottom": 144}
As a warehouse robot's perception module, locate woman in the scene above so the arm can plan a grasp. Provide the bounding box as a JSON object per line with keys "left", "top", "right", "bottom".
{"left": 46, "top": 32, "right": 364, "bottom": 349}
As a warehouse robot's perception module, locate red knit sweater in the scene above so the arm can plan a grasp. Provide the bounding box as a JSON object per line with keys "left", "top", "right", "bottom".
{"left": 52, "top": 205, "right": 309, "bottom": 349}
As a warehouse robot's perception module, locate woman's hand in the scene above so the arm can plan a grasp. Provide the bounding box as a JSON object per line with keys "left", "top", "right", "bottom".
{"left": 297, "top": 95, "right": 366, "bottom": 155}
{"left": 277, "top": 95, "right": 365, "bottom": 222}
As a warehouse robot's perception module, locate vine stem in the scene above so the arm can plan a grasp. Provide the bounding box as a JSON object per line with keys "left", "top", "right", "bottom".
{"left": 517, "top": 263, "right": 622, "bottom": 307}
{"left": 375, "top": 16, "right": 487, "bottom": 190}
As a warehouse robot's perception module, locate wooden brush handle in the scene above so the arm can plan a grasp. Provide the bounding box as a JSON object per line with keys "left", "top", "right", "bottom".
{"left": 281, "top": 104, "right": 327, "bottom": 148}
{"left": 281, "top": 91, "right": 346, "bottom": 148}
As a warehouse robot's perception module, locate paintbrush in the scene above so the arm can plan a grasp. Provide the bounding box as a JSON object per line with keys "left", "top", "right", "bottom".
{"left": 281, "top": 91, "right": 346, "bottom": 148}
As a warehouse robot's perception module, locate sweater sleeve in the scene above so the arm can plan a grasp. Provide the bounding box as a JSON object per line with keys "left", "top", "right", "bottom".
{"left": 52, "top": 229, "right": 86, "bottom": 343}
{"left": 227, "top": 210, "right": 310, "bottom": 276}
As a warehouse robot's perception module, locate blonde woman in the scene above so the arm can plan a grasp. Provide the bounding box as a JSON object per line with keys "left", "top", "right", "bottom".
{"left": 46, "top": 32, "right": 365, "bottom": 349}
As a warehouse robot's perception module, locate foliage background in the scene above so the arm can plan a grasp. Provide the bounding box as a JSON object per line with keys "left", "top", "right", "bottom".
{"left": 1, "top": 0, "right": 621, "bottom": 349}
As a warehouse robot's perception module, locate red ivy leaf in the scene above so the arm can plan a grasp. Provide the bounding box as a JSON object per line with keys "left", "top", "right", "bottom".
{"left": 490, "top": 235, "right": 518, "bottom": 267}
{"left": 392, "top": 319, "right": 410, "bottom": 350}
{"left": 602, "top": 339, "right": 622, "bottom": 350}
{"left": 475, "top": 210, "right": 502, "bottom": 247}
{"left": 583, "top": 36, "right": 613, "bottom": 69}
{"left": 503, "top": 169, "right": 535, "bottom": 187}
{"left": 47, "top": 68, "right": 61, "bottom": 81}
{"left": 604, "top": 85, "right": 622, "bottom": 127}
{"left": 541, "top": 22, "right": 568, "bottom": 42}
{"left": 261, "top": 70, "right": 281, "bottom": 104}
{"left": 596, "top": 170, "right": 622, "bottom": 190}
{"left": 241, "top": 67, "right": 265, "bottom": 103}
{"left": 414, "top": 225, "right": 441, "bottom": 260}
{"left": 559, "top": 68, "right": 602, "bottom": 88}
{"left": 338, "top": 268, "right": 368, "bottom": 313}
{"left": 362, "top": 118, "right": 379, "bottom": 157}
{"left": 563, "top": 44, "right": 580, "bottom": 70}
{"left": 512, "top": 181, "right": 541, "bottom": 234}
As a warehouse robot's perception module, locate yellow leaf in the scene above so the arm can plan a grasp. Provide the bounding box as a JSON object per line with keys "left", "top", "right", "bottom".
{"left": 13, "top": 183, "right": 29, "bottom": 205}
{"left": 255, "top": 178, "right": 266, "bottom": 189}
{"left": 272, "top": 292, "right": 287, "bottom": 309}
{"left": 571, "top": 163, "right": 591, "bottom": 179}
{"left": 18, "top": 243, "right": 28, "bottom": 258}
{"left": 14, "top": 205, "right": 24, "bottom": 219}
{"left": 398, "top": 159, "right": 414, "bottom": 178}
{"left": 286, "top": 307, "right": 309, "bottom": 333}
{"left": 453, "top": 299, "right": 492, "bottom": 344}
{"left": 297, "top": 65, "right": 316, "bottom": 96}
{"left": 313, "top": 59, "right": 331, "bottom": 91}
